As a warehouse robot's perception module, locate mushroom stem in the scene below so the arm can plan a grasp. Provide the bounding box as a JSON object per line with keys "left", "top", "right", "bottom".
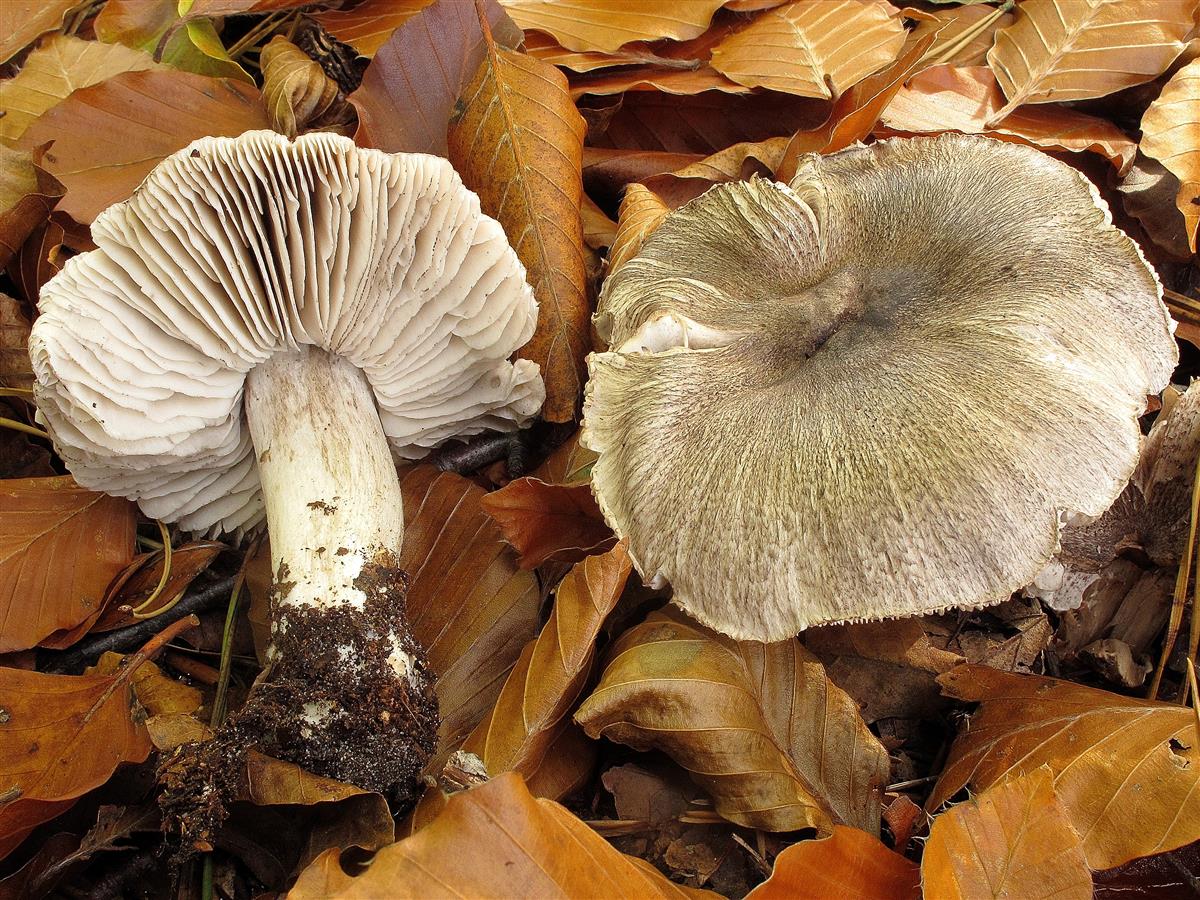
{"left": 243, "top": 346, "right": 439, "bottom": 794}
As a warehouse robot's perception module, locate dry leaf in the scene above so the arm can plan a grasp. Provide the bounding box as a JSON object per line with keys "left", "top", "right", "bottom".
{"left": 709, "top": 0, "right": 906, "bottom": 99}
{"left": 448, "top": 28, "right": 589, "bottom": 422}
{"left": 260, "top": 36, "right": 342, "bottom": 138}
{"left": 311, "top": 0, "right": 435, "bottom": 57}
{"left": 288, "top": 772, "right": 715, "bottom": 898}
{"left": 0, "top": 294, "right": 35, "bottom": 389}
{"left": 986, "top": 0, "right": 1195, "bottom": 120}
{"left": 0, "top": 476, "right": 136, "bottom": 653}
{"left": 500, "top": 0, "right": 726, "bottom": 53}
{"left": 584, "top": 147, "right": 704, "bottom": 205}
{"left": 924, "top": 767, "right": 1092, "bottom": 900}
{"left": 581, "top": 193, "right": 618, "bottom": 249}
{"left": 461, "top": 545, "right": 631, "bottom": 797}
{"left": 525, "top": 30, "right": 698, "bottom": 73}
{"left": 480, "top": 477, "right": 615, "bottom": 569}
{"left": 806, "top": 618, "right": 963, "bottom": 674}
{"left": 0, "top": 666, "right": 151, "bottom": 859}
{"left": 643, "top": 137, "right": 790, "bottom": 206}
{"left": 930, "top": 664, "right": 1200, "bottom": 870}
{"left": 94, "top": 1, "right": 251, "bottom": 83}
{"left": 608, "top": 183, "right": 671, "bottom": 274}
{"left": 746, "top": 827, "right": 920, "bottom": 900}
{"left": 568, "top": 64, "right": 749, "bottom": 99}
{"left": 576, "top": 608, "right": 890, "bottom": 834}
{"left": 1118, "top": 155, "right": 1193, "bottom": 260}
{"left": 1140, "top": 57, "right": 1200, "bottom": 252}
{"left": 19, "top": 69, "right": 269, "bottom": 224}
{"left": 906, "top": 4, "right": 1014, "bottom": 70}
{"left": 0, "top": 144, "right": 65, "bottom": 269}
{"left": 400, "top": 467, "right": 541, "bottom": 764}
{"left": 88, "top": 653, "right": 202, "bottom": 717}
{"left": 0, "top": 35, "right": 159, "bottom": 144}
{"left": 879, "top": 64, "right": 1137, "bottom": 172}
{"left": 349, "top": 0, "right": 522, "bottom": 157}
{"left": 92, "top": 541, "right": 224, "bottom": 633}
{"left": 0, "top": 0, "right": 78, "bottom": 64}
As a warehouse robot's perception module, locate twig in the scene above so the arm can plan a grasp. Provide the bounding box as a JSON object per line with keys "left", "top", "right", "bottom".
{"left": 0, "top": 416, "right": 48, "bottom": 439}
{"left": 1149, "top": 447, "right": 1200, "bottom": 699}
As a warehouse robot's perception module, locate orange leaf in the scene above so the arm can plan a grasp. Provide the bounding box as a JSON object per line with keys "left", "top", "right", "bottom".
{"left": 568, "top": 64, "right": 749, "bottom": 99}
{"left": 923, "top": 767, "right": 1092, "bottom": 900}
{"left": 905, "top": 4, "right": 1014, "bottom": 70}
{"left": 500, "top": 0, "right": 726, "bottom": 53}
{"left": 312, "top": 0, "right": 435, "bottom": 56}
{"left": 746, "top": 826, "right": 920, "bottom": 900}
{"left": 0, "top": 294, "right": 35, "bottom": 390}
{"left": 0, "top": 0, "right": 77, "bottom": 64}
{"left": 448, "top": 24, "right": 589, "bottom": 422}
{"left": 18, "top": 69, "right": 269, "bottom": 223}
{"left": 0, "top": 476, "right": 136, "bottom": 653}
{"left": 91, "top": 541, "right": 225, "bottom": 634}
{"left": 288, "top": 772, "right": 716, "bottom": 898}
{"left": 462, "top": 545, "right": 631, "bottom": 797}
{"left": 481, "top": 477, "right": 615, "bottom": 569}
{"left": 581, "top": 192, "right": 617, "bottom": 250}
{"left": 608, "top": 183, "right": 671, "bottom": 274}
{"left": 1140, "top": 57, "right": 1200, "bottom": 252}
{"left": 525, "top": 30, "right": 699, "bottom": 73}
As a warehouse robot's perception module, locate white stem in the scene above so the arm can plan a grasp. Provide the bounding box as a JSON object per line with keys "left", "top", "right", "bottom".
{"left": 245, "top": 346, "right": 403, "bottom": 613}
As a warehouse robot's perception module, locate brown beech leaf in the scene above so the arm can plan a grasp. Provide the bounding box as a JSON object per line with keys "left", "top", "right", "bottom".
{"left": 924, "top": 767, "right": 1092, "bottom": 900}
{"left": 461, "top": 545, "right": 631, "bottom": 797}
{"left": 584, "top": 147, "right": 704, "bottom": 206}
{"left": 448, "top": 26, "right": 588, "bottom": 423}
{"left": 0, "top": 476, "right": 136, "bottom": 653}
{"left": 608, "top": 183, "right": 671, "bottom": 274}
{"left": 0, "top": 0, "right": 77, "bottom": 64}
{"left": 568, "top": 64, "right": 749, "bottom": 99}
{"left": 289, "top": 772, "right": 716, "bottom": 898}
{"left": 746, "top": 826, "right": 921, "bottom": 900}
{"left": 0, "top": 666, "right": 151, "bottom": 859}
{"left": 879, "top": 64, "right": 1137, "bottom": 172}
{"left": 576, "top": 608, "right": 890, "bottom": 834}
{"left": 581, "top": 193, "right": 617, "bottom": 249}
{"left": 1140, "top": 57, "right": 1200, "bottom": 252}
{"left": 312, "top": 0, "right": 435, "bottom": 57}
{"left": 986, "top": 0, "right": 1195, "bottom": 121}
{"left": 929, "top": 664, "right": 1200, "bottom": 870}
{"left": 87, "top": 653, "right": 202, "bottom": 717}
{"left": 0, "top": 294, "right": 35, "bottom": 389}
{"left": 499, "top": 0, "right": 726, "bottom": 53}
{"left": 91, "top": 541, "right": 224, "bottom": 633}
{"left": 400, "top": 467, "right": 540, "bottom": 764}
{"left": 349, "top": 0, "right": 522, "bottom": 156}
{"left": 19, "top": 69, "right": 269, "bottom": 224}
{"left": 259, "top": 36, "right": 342, "bottom": 139}
{"left": 906, "top": 4, "right": 1014, "bottom": 70}
{"left": 644, "top": 137, "right": 790, "bottom": 206}
{"left": 709, "top": 0, "right": 906, "bottom": 99}
{"left": 805, "top": 618, "right": 962, "bottom": 675}
{"left": 0, "top": 145, "right": 65, "bottom": 269}
{"left": 525, "top": 30, "right": 698, "bottom": 73}
{"left": 481, "top": 477, "right": 615, "bottom": 569}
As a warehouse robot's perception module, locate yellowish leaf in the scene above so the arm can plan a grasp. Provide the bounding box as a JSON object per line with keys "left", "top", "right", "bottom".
{"left": 0, "top": 0, "right": 78, "bottom": 65}
{"left": 1140, "top": 57, "right": 1200, "bottom": 251}
{"left": 905, "top": 4, "right": 1014, "bottom": 70}
{"left": 608, "top": 183, "right": 670, "bottom": 274}
{"left": 747, "top": 826, "right": 920, "bottom": 900}
{"left": 88, "top": 653, "right": 203, "bottom": 717}
{"left": 0, "top": 293, "right": 35, "bottom": 389}
{"left": 0, "top": 144, "right": 64, "bottom": 269}
{"left": 499, "top": 0, "right": 726, "bottom": 53}
{"left": 260, "top": 36, "right": 341, "bottom": 138}
{"left": 581, "top": 192, "right": 617, "bottom": 249}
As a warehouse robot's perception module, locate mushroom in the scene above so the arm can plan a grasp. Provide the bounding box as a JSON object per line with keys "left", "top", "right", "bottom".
{"left": 30, "top": 131, "right": 543, "bottom": 791}
{"left": 583, "top": 133, "right": 1176, "bottom": 642}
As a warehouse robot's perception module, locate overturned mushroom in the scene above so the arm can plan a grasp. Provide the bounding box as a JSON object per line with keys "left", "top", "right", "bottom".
{"left": 30, "top": 131, "right": 543, "bottom": 791}
{"left": 584, "top": 133, "right": 1176, "bottom": 642}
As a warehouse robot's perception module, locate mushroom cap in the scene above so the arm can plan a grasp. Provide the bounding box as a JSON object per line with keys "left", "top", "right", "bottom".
{"left": 583, "top": 133, "right": 1177, "bottom": 641}
{"left": 31, "top": 131, "right": 544, "bottom": 534}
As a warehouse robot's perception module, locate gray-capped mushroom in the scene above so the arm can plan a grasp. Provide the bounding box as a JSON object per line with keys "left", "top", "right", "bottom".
{"left": 30, "top": 131, "right": 543, "bottom": 791}
{"left": 583, "top": 133, "right": 1177, "bottom": 642}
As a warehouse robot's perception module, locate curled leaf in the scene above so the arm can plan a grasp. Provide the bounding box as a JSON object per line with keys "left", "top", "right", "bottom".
{"left": 1140, "top": 57, "right": 1200, "bottom": 252}
{"left": 500, "top": 0, "right": 726, "bottom": 53}
{"left": 0, "top": 145, "right": 64, "bottom": 270}
{"left": 608, "top": 183, "right": 671, "bottom": 274}
{"left": 481, "top": 477, "right": 615, "bottom": 569}
{"left": 260, "top": 36, "right": 343, "bottom": 138}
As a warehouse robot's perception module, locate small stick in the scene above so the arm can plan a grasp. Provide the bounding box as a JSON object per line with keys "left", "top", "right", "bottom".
{"left": 162, "top": 650, "right": 221, "bottom": 686}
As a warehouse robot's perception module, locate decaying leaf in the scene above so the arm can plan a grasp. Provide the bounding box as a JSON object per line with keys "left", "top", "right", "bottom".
{"left": 448, "top": 24, "right": 589, "bottom": 422}
{"left": 0, "top": 476, "right": 136, "bottom": 653}
{"left": 289, "top": 772, "right": 715, "bottom": 898}
{"left": 746, "top": 827, "right": 921, "bottom": 900}
{"left": 480, "top": 477, "right": 615, "bottom": 569}
{"left": 930, "top": 665, "right": 1200, "bottom": 870}
{"left": 986, "top": 0, "right": 1195, "bottom": 120}
{"left": 311, "top": 0, "right": 435, "bottom": 56}
{"left": 19, "top": 69, "right": 269, "bottom": 223}
{"left": 0, "top": 144, "right": 65, "bottom": 270}
{"left": 462, "top": 545, "right": 631, "bottom": 797}
{"left": 923, "top": 767, "right": 1092, "bottom": 900}
{"left": 500, "top": 0, "right": 726, "bottom": 53}
{"left": 0, "top": 0, "right": 78, "bottom": 64}
{"left": 608, "top": 183, "right": 671, "bottom": 274}
{"left": 1140, "top": 56, "right": 1200, "bottom": 252}
{"left": 260, "top": 36, "right": 344, "bottom": 138}
{"left": 576, "top": 608, "right": 890, "bottom": 834}
{"left": 709, "top": 0, "right": 906, "bottom": 99}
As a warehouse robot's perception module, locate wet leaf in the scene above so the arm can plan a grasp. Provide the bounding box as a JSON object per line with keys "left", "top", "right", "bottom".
{"left": 311, "top": 0, "right": 435, "bottom": 57}
{"left": 0, "top": 476, "right": 136, "bottom": 653}
{"left": 608, "top": 183, "right": 671, "bottom": 274}
{"left": 576, "top": 608, "right": 890, "bottom": 834}
{"left": 260, "top": 36, "right": 342, "bottom": 138}
{"left": 0, "top": 145, "right": 65, "bottom": 269}
{"left": 986, "top": 0, "right": 1195, "bottom": 120}
{"left": 709, "top": 0, "right": 905, "bottom": 99}
{"left": 0, "top": 0, "right": 78, "bottom": 64}
{"left": 923, "top": 767, "right": 1092, "bottom": 900}
{"left": 289, "top": 772, "right": 716, "bottom": 898}
{"left": 481, "top": 477, "right": 614, "bottom": 569}
{"left": 930, "top": 664, "right": 1200, "bottom": 870}
{"left": 746, "top": 827, "right": 920, "bottom": 900}
{"left": 499, "top": 0, "right": 726, "bottom": 53}
{"left": 19, "top": 69, "right": 269, "bottom": 224}
{"left": 462, "top": 545, "right": 631, "bottom": 797}
{"left": 448, "top": 25, "right": 589, "bottom": 423}
{"left": 1140, "top": 57, "right": 1200, "bottom": 252}
{"left": 349, "top": 0, "right": 522, "bottom": 156}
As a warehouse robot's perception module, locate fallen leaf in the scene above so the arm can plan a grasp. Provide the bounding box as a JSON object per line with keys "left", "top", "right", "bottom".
{"left": 0, "top": 0, "right": 77, "bottom": 64}
{"left": 0, "top": 476, "right": 136, "bottom": 653}
{"left": 883, "top": 793, "right": 923, "bottom": 851}
{"left": 879, "top": 64, "right": 1137, "bottom": 172}
{"left": 94, "top": 1, "right": 252, "bottom": 83}
{"left": 92, "top": 541, "right": 224, "bottom": 633}
{"left": 448, "top": 24, "right": 589, "bottom": 422}
{"left": 576, "top": 608, "right": 890, "bottom": 834}
{"left": 1118, "top": 155, "right": 1193, "bottom": 260}
{"left": 145, "top": 713, "right": 213, "bottom": 751}
{"left": 746, "top": 826, "right": 921, "bottom": 900}
{"left": 311, "top": 0, "right": 434, "bottom": 57}
{"left": 500, "top": 0, "right": 726, "bottom": 53}
{"left": 6, "top": 215, "right": 69, "bottom": 302}
{"left": 260, "top": 36, "right": 343, "bottom": 138}
{"left": 399, "top": 467, "right": 541, "bottom": 765}
{"left": 1140, "top": 57, "right": 1200, "bottom": 251}
{"left": 19, "top": 69, "right": 269, "bottom": 223}
{"left": 185, "top": 0, "right": 318, "bottom": 17}
{"left": 349, "top": 0, "right": 522, "bottom": 157}
{"left": 581, "top": 193, "right": 618, "bottom": 249}
{"left": 608, "top": 183, "right": 671, "bottom": 274}
{"left": 805, "top": 618, "right": 963, "bottom": 674}
{"left": 584, "top": 147, "right": 703, "bottom": 206}
{"left": 0, "top": 144, "right": 65, "bottom": 269}
{"left": 525, "top": 30, "right": 699, "bottom": 73}
{"left": 930, "top": 664, "right": 1200, "bottom": 870}
{"left": 644, "top": 137, "right": 789, "bottom": 205}
{"left": 288, "top": 772, "right": 716, "bottom": 898}
{"left": 530, "top": 429, "right": 599, "bottom": 484}
{"left": 986, "top": 0, "right": 1195, "bottom": 120}
{"left": 87, "top": 653, "right": 203, "bottom": 717}
{"left": 906, "top": 4, "right": 1014, "bottom": 70}
{"left": 0, "top": 666, "right": 151, "bottom": 859}
{"left": 462, "top": 545, "right": 631, "bottom": 797}
{"left": 923, "top": 767, "right": 1092, "bottom": 900}
{"left": 709, "top": 0, "right": 906, "bottom": 99}
{"left": 568, "top": 64, "right": 749, "bottom": 99}
{"left": 0, "top": 294, "right": 34, "bottom": 389}
{"left": 481, "top": 477, "right": 615, "bottom": 569}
